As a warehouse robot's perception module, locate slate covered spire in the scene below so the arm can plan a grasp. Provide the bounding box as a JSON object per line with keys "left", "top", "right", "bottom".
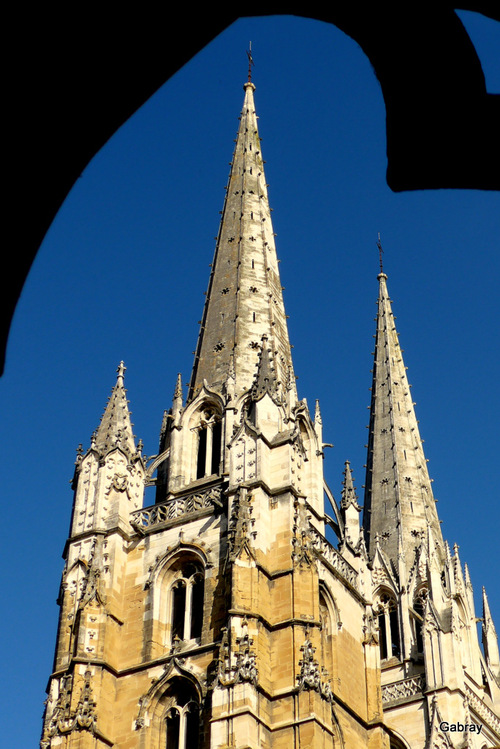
{"left": 93, "top": 361, "right": 137, "bottom": 457}
{"left": 363, "top": 273, "right": 443, "bottom": 567}
{"left": 188, "top": 81, "right": 296, "bottom": 402}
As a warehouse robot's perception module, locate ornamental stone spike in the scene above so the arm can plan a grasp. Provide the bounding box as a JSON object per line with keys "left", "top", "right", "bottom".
{"left": 341, "top": 460, "right": 361, "bottom": 548}
{"left": 341, "top": 460, "right": 360, "bottom": 511}
{"left": 188, "top": 80, "right": 296, "bottom": 404}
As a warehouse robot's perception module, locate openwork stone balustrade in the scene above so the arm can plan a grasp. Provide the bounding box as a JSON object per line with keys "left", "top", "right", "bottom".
{"left": 381, "top": 675, "right": 425, "bottom": 705}
{"left": 309, "top": 526, "right": 359, "bottom": 590}
{"left": 465, "top": 685, "right": 500, "bottom": 734}
{"left": 130, "top": 485, "right": 223, "bottom": 533}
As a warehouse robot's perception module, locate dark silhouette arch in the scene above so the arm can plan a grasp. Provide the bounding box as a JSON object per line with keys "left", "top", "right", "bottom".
{"left": 5, "top": 3, "right": 499, "bottom": 374}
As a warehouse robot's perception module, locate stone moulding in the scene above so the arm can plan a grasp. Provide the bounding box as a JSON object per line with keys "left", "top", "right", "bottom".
{"left": 308, "top": 525, "right": 359, "bottom": 591}
{"left": 381, "top": 674, "right": 425, "bottom": 705}
{"left": 130, "top": 485, "right": 223, "bottom": 533}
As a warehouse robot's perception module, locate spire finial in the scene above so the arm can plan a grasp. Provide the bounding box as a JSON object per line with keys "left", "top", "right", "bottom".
{"left": 247, "top": 42, "right": 254, "bottom": 83}
{"left": 377, "top": 233, "right": 385, "bottom": 277}
{"left": 117, "top": 360, "right": 126, "bottom": 383}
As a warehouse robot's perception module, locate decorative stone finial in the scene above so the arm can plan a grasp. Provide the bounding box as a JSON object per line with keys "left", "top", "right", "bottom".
{"left": 117, "top": 361, "right": 126, "bottom": 382}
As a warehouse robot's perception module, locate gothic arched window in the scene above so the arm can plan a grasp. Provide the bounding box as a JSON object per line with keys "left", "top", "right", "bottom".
{"left": 163, "top": 679, "right": 200, "bottom": 749}
{"left": 169, "top": 559, "right": 205, "bottom": 644}
{"left": 195, "top": 407, "right": 222, "bottom": 480}
{"left": 376, "top": 592, "right": 401, "bottom": 660}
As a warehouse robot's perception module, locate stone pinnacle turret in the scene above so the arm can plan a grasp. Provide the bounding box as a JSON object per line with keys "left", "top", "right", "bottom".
{"left": 93, "top": 361, "right": 137, "bottom": 458}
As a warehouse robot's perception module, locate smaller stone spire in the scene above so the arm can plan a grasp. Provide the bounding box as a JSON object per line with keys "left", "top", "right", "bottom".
{"left": 313, "top": 399, "right": 323, "bottom": 445}
{"left": 93, "top": 361, "right": 136, "bottom": 458}
{"left": 363, "top": 268, "right": 444, "bottom": 570}
{"left": 482, "top": 587, "right": 500, "bottom": 676}
{"left": 174, "top": 372, "right": 183, "bottom": 400}
{"left": 464, "top": 562, "right": 472, "bottom": 588}
{"left": 314, "top": 400, "right": 322, "bottom": 426}
{"left": 341, "top": 461, "right": 361, "bottom": 511}
{"left": 341, "top": 461, "right": 361, "bottom": 547}
{"left": 172, "top": 372, "right": 183, "bottom": 427}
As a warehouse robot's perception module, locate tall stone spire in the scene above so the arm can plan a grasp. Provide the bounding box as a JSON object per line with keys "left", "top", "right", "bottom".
{"left": 482, "top": 587, "right": 500, "bottom": 677}
{"left": 363, "top": 273, "right": 443, "bottom": 568}
{"left": 93, "top": 361, "right": 137, "bottom": 457}
{"left": 188, "top": 81, "right": 296, "bottom": 402}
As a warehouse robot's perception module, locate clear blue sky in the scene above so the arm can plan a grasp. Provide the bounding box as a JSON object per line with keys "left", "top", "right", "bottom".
{"left": 1, "top": 13, "right": 498, "bottom": 747}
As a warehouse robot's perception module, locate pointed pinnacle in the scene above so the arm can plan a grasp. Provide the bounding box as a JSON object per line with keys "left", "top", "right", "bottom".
{"left": 93, "top": 362, "right": 136, "bottom": 457}
{"left": 482, "top": 587, "right": 494, "bottom": 626}
{"left": 341, "top": 461, "right": 360, "bottom": 511}
{"left": 314, "top": 399, "right": 322, "bottom": 425}
{"left": 174, "top": 372, "right": 183, "bottom": 400}
{"left": 228, "top": 350, "right": 236, "bottom": 380}
{"left": 464, "top": 562, "right": 472, "bottom": 588}
{"left": 251, "top": 334, "right": 278, "bottom": 401}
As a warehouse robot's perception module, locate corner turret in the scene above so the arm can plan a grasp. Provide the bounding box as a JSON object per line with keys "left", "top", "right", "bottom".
{"left": 70, "top": 362, "right": 145, "bottom": 537}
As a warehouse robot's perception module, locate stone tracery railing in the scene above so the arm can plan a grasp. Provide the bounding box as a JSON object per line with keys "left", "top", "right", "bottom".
{"left": 381, "top": 675, "right": 425, "bottom": 704}
{"left": 308, "top": 526, "right": 358, "bottom": 590}
{"left": 465, "top": 685, "right": 500, "bottom": 735}
{"left": 130, "top": 485, "right": 223, "bottom": 532}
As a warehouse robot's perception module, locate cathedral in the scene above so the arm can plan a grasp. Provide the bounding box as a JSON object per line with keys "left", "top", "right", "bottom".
{"left": 41, "top": 78, "right": 500, "bottom": 749}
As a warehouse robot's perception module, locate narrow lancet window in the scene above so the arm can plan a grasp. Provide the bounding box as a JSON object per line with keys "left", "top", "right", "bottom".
{"left": 169, "top": 561, "right": 205, "bottom": 644}
{"left": 414, "top": 599, "right": 425, "bottom": 654}
{"left": 376, "top": 593, "right": 401, "bottom": 660}
{"left": 171, "top": 581, "right": 187, "bottom": 640}
{"left": 164, "top": 679, "right": 200, "bottom": 749}
{"left": 195, "top": 407, "right": 222, "bottom": 480}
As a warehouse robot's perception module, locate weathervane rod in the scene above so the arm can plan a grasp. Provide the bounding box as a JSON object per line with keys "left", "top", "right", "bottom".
{"left": 247, "top": 42, "right": 254, "bottom": 82}
{"left": 377, "top": 232, "right": 384, "bottom": 274}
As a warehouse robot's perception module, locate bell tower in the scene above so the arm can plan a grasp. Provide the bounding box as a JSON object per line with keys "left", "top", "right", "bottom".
{"left": 41, "top": 74, "right": 500, "bottom": 749}
{"left": 41, "top": 77, "right": 390, "bottom": 749}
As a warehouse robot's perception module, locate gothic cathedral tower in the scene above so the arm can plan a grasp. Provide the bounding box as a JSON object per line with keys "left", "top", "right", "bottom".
{"left": 41, "top": 80, "right": 500, "bottom": 749}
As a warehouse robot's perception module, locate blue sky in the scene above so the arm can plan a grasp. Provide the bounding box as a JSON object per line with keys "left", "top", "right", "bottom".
{"left": 1, "top": 13, "right": 498, "bottom": 746}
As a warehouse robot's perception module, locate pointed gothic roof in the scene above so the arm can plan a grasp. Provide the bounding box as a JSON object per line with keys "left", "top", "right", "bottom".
{"left": 341, "top": 461, "right": 361, "bottom": 511}
{"left": 483, "top": 587, "right": 497, "bottom": 635}
{"left": 188, "top": 81, "right": 296, "bottom": 403}
{"left": 363, "top": 273, "right": 444, "bottom": 569}
{"left": 93, "top": 361, "right": 136, "bottom": 457}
